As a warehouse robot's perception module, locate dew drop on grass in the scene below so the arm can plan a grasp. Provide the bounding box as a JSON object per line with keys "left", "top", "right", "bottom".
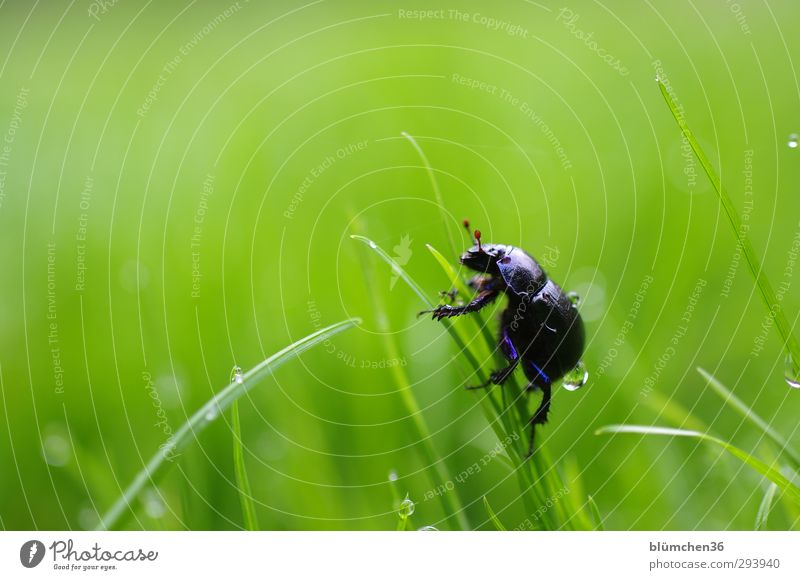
{"left": 388, "top": 470, "right": 398, "bottom": 482}
{"left": 785, "top": 354, "right": 800, "bottom": 389}
{"left": 562, "top": 361, "right": 588, "bottom": 391}
{"left": 142, "top": 488, "right": 166, "bottom": 519}
{"left": 230, "top": 365, "right": 243, "bottom": 385}
{"left": 398, "top": 494, "right": 415, "bottom": 519}
{"left": 42, "top": 425, "right": 71, "bottom": 466}
{"left": 788, "top": 133, "right": 799, "bottom": 149}
{"left": 204, "top": 404, "right": 220, "bottom": 422}
{"left": 418, "top": 526, "right": 439, "bottom": 531}
{"left": 567, "top": 291, "right": 580, "bottom": 308}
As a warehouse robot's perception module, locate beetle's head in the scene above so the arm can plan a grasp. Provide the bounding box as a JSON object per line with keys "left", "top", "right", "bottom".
{"left": 459, "top": 226, "right": 506, "bottom": 274}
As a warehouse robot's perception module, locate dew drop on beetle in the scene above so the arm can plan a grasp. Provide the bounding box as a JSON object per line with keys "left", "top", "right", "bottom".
{"left": 567, "top": 291, "right": 581, "bottom": 308}
{"left": 562, "top": 361, "right": 588, "bottom": 391}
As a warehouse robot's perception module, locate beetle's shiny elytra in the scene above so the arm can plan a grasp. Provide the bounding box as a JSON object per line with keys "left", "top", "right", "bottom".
{"left": 422, "top": 227, "right": 586, "bottom": 456}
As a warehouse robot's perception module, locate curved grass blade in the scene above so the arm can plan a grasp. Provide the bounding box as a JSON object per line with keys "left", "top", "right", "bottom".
{"left": 658, "top": 79, "right": 800, "bottom": 376}
{"left": 232, "top": 401, "right": 259, "bottom": 530}
{"left": 755, "top": 483, "right": 778, "bottom": 531}
{"left": 697, "top": 367, "right": 800, "bottom": 468}
{"left": 596, "top": 424, "right": 800, "bottom": 505}
{"left": 353, "top": 235, "right": 469, "bottom": 530}
{"left": 96, "top": 318, "right": 360, "bottom": 530}
{"left": 587, "top": 494, "right": 604, "bottom": 531}
{"left": 483, "top": 496, "right": 507, "bottom": 531}
{"left": 401, "top": 131, "right": 458, "bottom": 259}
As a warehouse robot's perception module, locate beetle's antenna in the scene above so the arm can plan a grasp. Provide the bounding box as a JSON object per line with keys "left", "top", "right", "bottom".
{"left": 474, "top": 229, "right": 483, "bottom": 252}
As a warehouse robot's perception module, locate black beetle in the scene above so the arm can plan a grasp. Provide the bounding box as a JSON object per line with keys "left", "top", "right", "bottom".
{"left": 423, "top": 225, "right": 586, "bottom": 456}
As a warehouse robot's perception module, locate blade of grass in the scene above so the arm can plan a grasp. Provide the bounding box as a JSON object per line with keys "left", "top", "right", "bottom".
{"left": 658, "top": 79, "right": 800, "bottom": 376}
{"left": 596, "top": 424, "right": 800, "bottom": 505}
{"left": 353, "top": 236, "right": 469, "bottom": 530}
{"left": 587, "top": 495, "right": 604, "bottom": 531}
{"left": 755, "top": 483, "right": 778, "bottom": 530}
{"left": 697, "top": 367, "right": 800, "bottom": 468}
{"left": 401, "top": 131, "right": 458, "bottom": 259}
{"left": 231, "top": 401, "right": 259, "bottom": 530}
{"left": 483, "top": 496, "right": 507, "bottom": 530}
{"left": 96, "top": 318, "right": 360, "bottom": 530}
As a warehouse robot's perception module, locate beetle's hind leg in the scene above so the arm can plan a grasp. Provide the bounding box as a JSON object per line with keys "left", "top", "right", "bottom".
{"left": 522, "top": 361, "right": 552, "bottom": 457}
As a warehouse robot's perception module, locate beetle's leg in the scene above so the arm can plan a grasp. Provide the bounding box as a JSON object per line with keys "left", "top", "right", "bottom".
{"left": 421, "top": 288, "right": 500, "bottom": 320}
{"left": 522, "top": 361, "right": 552, "bottom": 457}
{"left": 465, "top": 328, "right": 519, "bottom": 389}
{"left": 465, "top": 360, "right": 519, "bottom": 390}
{"left": 438, "top": 288, "right": 459, "bottom": 304}
{"left": 467, "top": 274, "right": 493, "bottom": 291}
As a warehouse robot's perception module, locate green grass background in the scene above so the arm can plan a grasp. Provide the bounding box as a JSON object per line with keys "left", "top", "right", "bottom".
{"left": 1, "top": 0, "right": 799, "bottom": 530}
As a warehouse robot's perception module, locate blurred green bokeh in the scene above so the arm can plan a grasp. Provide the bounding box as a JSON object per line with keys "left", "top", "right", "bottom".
{"left": 1, "top": 0, "right": 799, "bottom": 530}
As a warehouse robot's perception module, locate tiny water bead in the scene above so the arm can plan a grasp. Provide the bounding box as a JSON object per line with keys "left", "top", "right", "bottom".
{"left": 204, "top": 404, "right": 220, "bottom": 422}
{"left": 417, "top": 526, "right": 439, "bottom": 531}
{"left": 788, "top": 133, "right": 799, "bottom": 149}
{"left": 567, "top": 291, "right": 581, "bottom": 308}
{"left": 398, "top": 494, "right": 415, "bottom": 519}
{"left": 388, "top": 470, "right": 398, "bottom": 482}
{"left": 562, "top": 361, "right": 588, "bottom": 391}
{"left": 42, "top": 425, "right": 72, "bottom": 467}
{"left": 786, "top": 354, "right": 800, "bottom": 389}
{"left": 142, "top": 488, "right": 166, "bottom": 519}
{"left": 230, "top": 365, "right": 244, "bottom": 385}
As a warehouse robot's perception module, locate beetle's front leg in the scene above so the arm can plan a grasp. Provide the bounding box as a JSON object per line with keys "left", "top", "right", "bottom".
{"left": 465, "top": 359, "right": 519, "bottom": 390}
{"left": 420, "top": 288, "right": 500, "bottom": 320}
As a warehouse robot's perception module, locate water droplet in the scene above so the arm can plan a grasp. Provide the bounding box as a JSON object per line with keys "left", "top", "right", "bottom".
{"left": 567, "top": 291, "right": 580, "bottom": 308}
{"left": 789, "top": 134, "right": 799, "bottom": 149}
{"left": 204, "top": 404, "right": 220, "bottom": 422}
{"left": 418, "top": 525, "right": 439, "bottom": 531}
{"left": 77, "top": 505, "right": 99, "bottom": 530}
{"left": 142, "top": 488, "right": 166, "bottom": 519}
{"left": 785, "top": 354, "right": 800, "bottom": 389}
{"left": 230, "top": 365, "right": 243, "bottom": 385}
{"left": 42, "top": 425, "right": 71, "bottom": 466}
{"left": 562, "top": 361, "right": 588, "bottom": 391}
{"left": 398, "top": 494, "right": 415, "bottom": 519}
{"left": 388, "top": 470, "right": 398, "bottom": 482}
{"left": 368, "top": 240, "right": 377, "bottom": 249}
